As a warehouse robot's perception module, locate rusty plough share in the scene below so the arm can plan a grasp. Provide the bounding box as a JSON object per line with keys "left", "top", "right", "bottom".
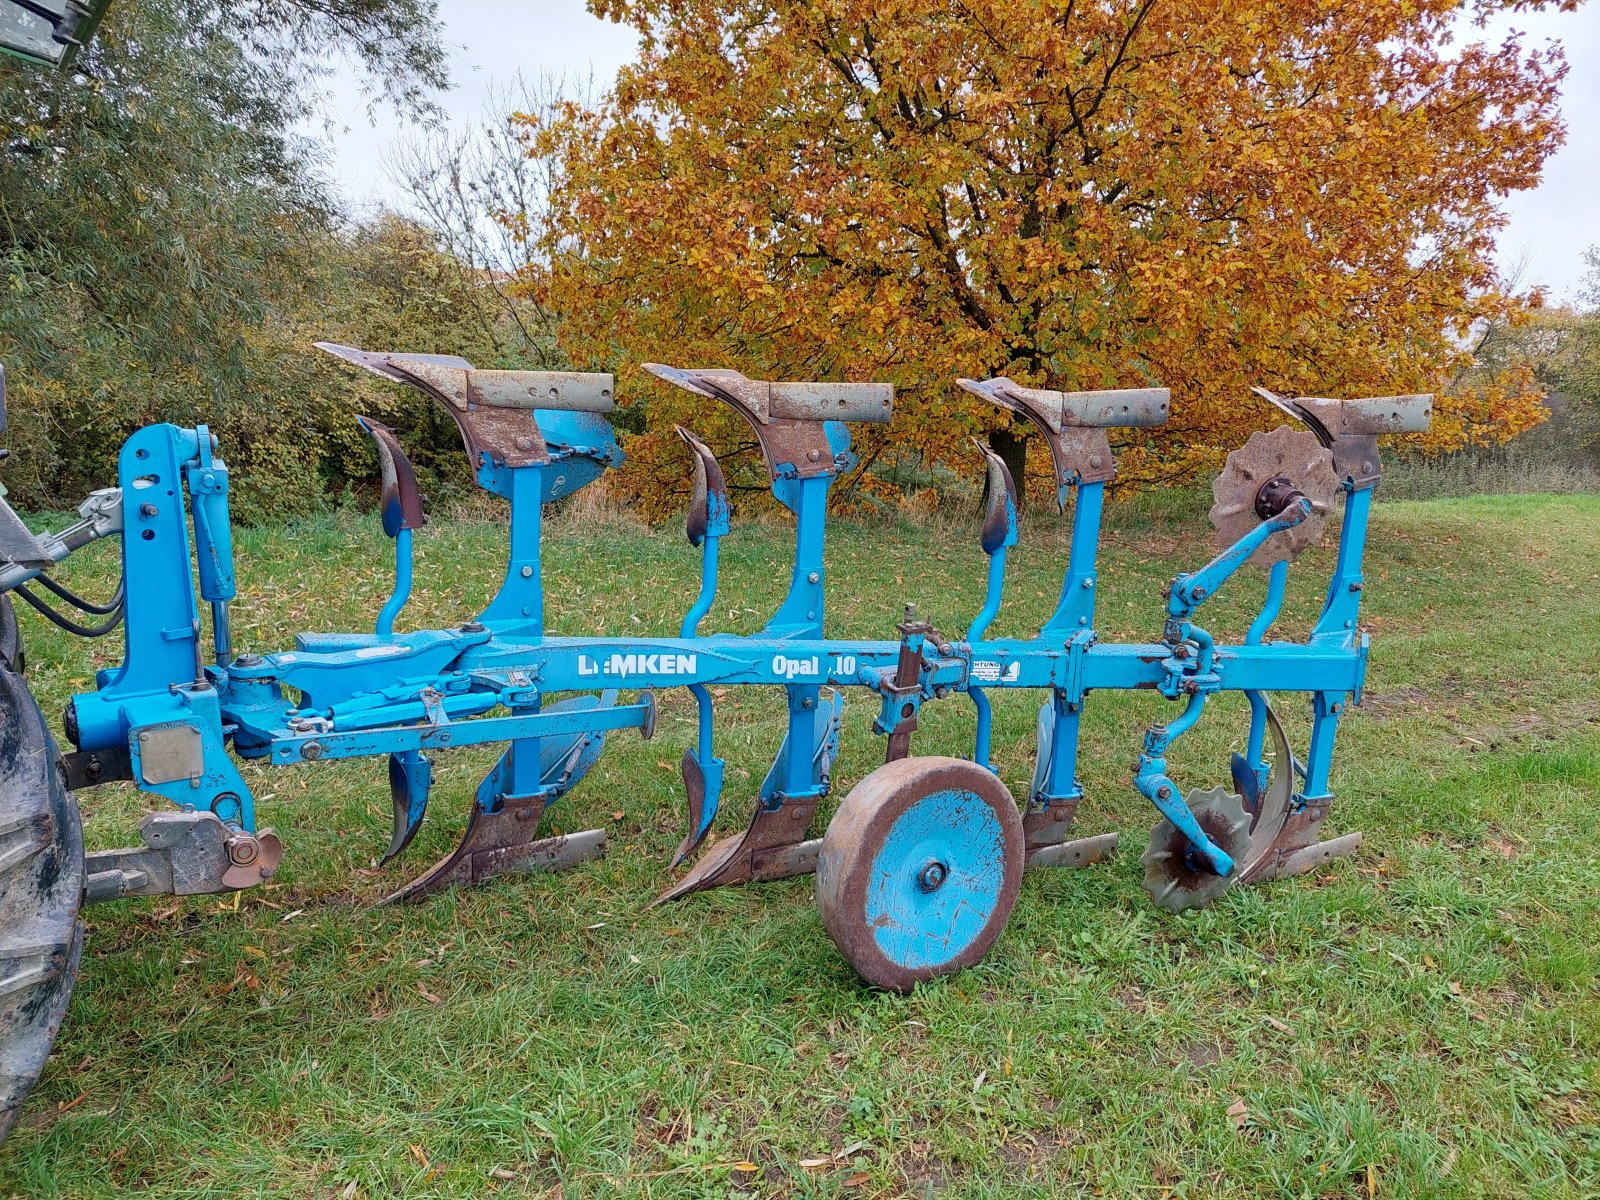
{"left": 0, "top": 348, "right": 1430, "bottom": 1133}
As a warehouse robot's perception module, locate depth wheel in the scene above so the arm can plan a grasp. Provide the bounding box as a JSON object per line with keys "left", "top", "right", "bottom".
{"left": 0, "top": 665, "right": 85, "bottom": 1142}
{"left": 1140, "top": 787, "right": 1251, "bottom": 912}
{"left": 817, "top": 756, "right": 1022, "bottom": 992}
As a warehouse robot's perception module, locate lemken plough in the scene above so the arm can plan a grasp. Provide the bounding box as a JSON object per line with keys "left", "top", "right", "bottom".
{"left": 0, "top": 347, "right": 1430, "bottom": 1135}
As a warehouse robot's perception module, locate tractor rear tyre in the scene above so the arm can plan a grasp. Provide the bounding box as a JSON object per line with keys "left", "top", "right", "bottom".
{"left": 0, "top": 594, "right": 21, "bottom": 675}
{"left": 0, "top": 663, "right": 85, "bottom": 1142}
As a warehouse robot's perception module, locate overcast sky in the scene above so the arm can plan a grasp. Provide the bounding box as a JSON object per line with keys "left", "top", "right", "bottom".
{"left": 315, "top": 2, "right": 1598, "bottom": 304}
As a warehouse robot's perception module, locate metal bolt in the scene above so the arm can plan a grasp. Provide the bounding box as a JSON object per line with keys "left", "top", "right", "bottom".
{"left": 1157, "top": 784, "right": 1172, "bottom": 799}
{"left": 226, "top": 836, "right": 259, "bottom": 866}
{"left": 934, "top": 685, "right": 949, "bottom": 699}
{"left": 1192, "top": 587, "right": 1206, "bottom": 600}
{"left": 916, "top": 861, "right": 948, "bottom": 892}
{"left": 937, "top": 643, "right": 952, "bottom": 656}
{"left": 1348, "top": 582, "right": 1363, "bottom": 593}
{"left": 462, "top": 621, "right": 486, "bottom": 633}
{"left": 1362, "top": 461, "right": 1374, "bottom": 475}
{"left": 140, "top": 503, "right": 159, "bottom": 517}
{"left": 302, "top": 741, "right": 324, "bottom": 761}
{"left": 807, "top": 449, "right": 820, "bottom": 461}
{"left": 515, "top": 436, "right": 534, "bottom": 451}
{"left": 807, "top": 572, "right": 820, "bottom": 584}
{"left": 802, "top": 696, "right": 815, "bottom": 709}
{"left": 1089, "top": 455, "right": 1104, "bottom": 470}
{"left": 138, "top": 732, "right": 150, "bottom": 743}
{"left": 237, "top": 653, "right": 264, "bottom": 667}
{"left": 521, "top": 565, "right": 534, "bottom": 578}
{"left": 1082, "top": 577, "right": 1094, "bottom": 589}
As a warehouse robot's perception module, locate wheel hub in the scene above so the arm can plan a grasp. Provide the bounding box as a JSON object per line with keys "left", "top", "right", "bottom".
{"left": 916, "top": 860, "right": 948, "bottom": 893}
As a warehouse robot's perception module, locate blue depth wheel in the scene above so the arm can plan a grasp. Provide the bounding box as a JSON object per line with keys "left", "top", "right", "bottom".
{"left": 817, "top": 756, "right": 1022, "bottom": 992}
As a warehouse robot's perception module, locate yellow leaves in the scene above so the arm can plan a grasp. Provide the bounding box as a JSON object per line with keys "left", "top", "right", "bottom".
{"left": 519, "top": 0, "right": 1565, "bottom": 508}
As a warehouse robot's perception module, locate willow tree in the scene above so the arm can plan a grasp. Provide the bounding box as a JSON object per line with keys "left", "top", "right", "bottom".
{"left": 526, "top": 0, "right": 1568, "bottom": 510}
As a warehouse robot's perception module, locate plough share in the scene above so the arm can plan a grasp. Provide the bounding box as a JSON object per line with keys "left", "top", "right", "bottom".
{"left": 0, "top": 346, "right": 1430, "bottom": 1135}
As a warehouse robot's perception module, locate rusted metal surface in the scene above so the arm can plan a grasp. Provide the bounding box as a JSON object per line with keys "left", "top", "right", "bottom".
{"left": 82, "top": 811, "right": 281, "bottom": 901}
{"left": 883, "top": 609, "right": 938, "bottom": 764}
{"left": 644, "top": 364, "right": 891, "bottom": 481}
{"left": 816, "top": 757, "right": 1022, "bottom": 993}
{"left": 357, "top": 417, "right": 426, "bottom": 535}
{"left": 974, "top": 439, "right": 1018, "bottom": 557}
{"left": 649, "top": 797, "right": 819, "bottom": 905}
{"left": 1024, "top": 831, "right": 1119, "bottom": 871}
{"left": 768, "top": 381, "right": 893, "bottom": 424}
{"left": 380, "top": 795, "right": 607, "bottom": 905}
{"left": 0, "top": 665, "right": 84, "bottom": 1141}
{"left": 1139, "top": 786, "right": 1251, "bottom": 912}
{"left": 1251, "top": 388, "right": 1432, "bottom": 488}
{"left": 384, "top": 359, "right": 616, "bottom": 415}
{"left": 956, "top": 379, "right": 1111, "bottom": 496}
{"left": 1209, "top": 427, "right": 1341, "bottom": 567}
{"left": 676, "top": 425, "right": 728, "bottom": 548}
{"left": 672, "top": 746, "right": 710, "bottom": 868}
{"left": 318, "top": 343, "right": 617, "bottom": 473}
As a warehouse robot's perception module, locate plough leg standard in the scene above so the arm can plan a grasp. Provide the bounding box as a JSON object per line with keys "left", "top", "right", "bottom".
{"left": 0, "top": 348, "right": 1429, "bottom": 1133}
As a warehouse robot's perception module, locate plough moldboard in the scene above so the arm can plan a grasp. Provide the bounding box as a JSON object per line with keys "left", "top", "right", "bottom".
{"left": 0, "top": 346, "right": 1431, "bottom": 1135}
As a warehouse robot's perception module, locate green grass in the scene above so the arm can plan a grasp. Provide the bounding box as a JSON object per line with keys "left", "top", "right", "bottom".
{"left": 2, "top": 489, "right": 1597, "bottom": 1198}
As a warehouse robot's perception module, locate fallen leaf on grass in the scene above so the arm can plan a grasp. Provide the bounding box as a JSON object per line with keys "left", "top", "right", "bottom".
{"left": 57, "top": 1092, "right": 87, "bottom": 1113}
{"left": 1226, "top": 1098, "right": 1250, "bottom": 1133}
{"left": 487, "top": 1167, "right": 518, "bottom": 1182}
{"left": 417, "top": 982, "right": 441, "bottom": 1004}
{"left": 280, "top": 909, "right": 305, "bottom": 923}
{"left": 800, "top": 1141, "right": 868, "bottom": 1169}
{"left": 611, "top": 811, "right": 626, "bottom": 822}
{"left": 1263, "top": 1016, "right": 1294, "bottom": 1034}
{"left": 340, "top": 1181, "right": 358, "bottom": 1199}
{"left": 844, "top": 1171, "right": 871, "bottom": 1187}
{"left": 409, "top": 1143, "right": 430, "bottom": 1169}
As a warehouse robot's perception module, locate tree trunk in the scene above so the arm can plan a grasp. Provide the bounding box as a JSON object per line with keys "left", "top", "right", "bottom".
{"left": 988, "top": 424, "right": 1029, "bottom": 511}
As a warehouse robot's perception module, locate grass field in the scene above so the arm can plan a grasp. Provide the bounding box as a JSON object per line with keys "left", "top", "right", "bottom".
{"left": 1, "top": 488, "right": 1596, "bottom": 1198}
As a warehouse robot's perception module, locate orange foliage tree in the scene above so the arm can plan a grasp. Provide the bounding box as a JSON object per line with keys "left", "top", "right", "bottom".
{"left": 520, "top": 0, "right": 1571, "bottom": 512}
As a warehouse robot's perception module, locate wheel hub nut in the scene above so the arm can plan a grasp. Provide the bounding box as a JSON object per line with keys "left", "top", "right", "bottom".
{"left": 916, "top": 861, "right": 948, "bottom": 892}
{"left": 226, "top": 836, "right": 259, "bottom": 866}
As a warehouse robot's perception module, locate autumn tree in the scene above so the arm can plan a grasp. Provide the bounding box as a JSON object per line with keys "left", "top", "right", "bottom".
{"left": 525, "top": 0, "right": 1572, "bottom": 511}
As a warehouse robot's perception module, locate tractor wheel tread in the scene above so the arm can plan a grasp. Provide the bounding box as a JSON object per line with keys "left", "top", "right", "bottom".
{"left": 0, "top": 666, "right": 85, "bottom": 1143}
